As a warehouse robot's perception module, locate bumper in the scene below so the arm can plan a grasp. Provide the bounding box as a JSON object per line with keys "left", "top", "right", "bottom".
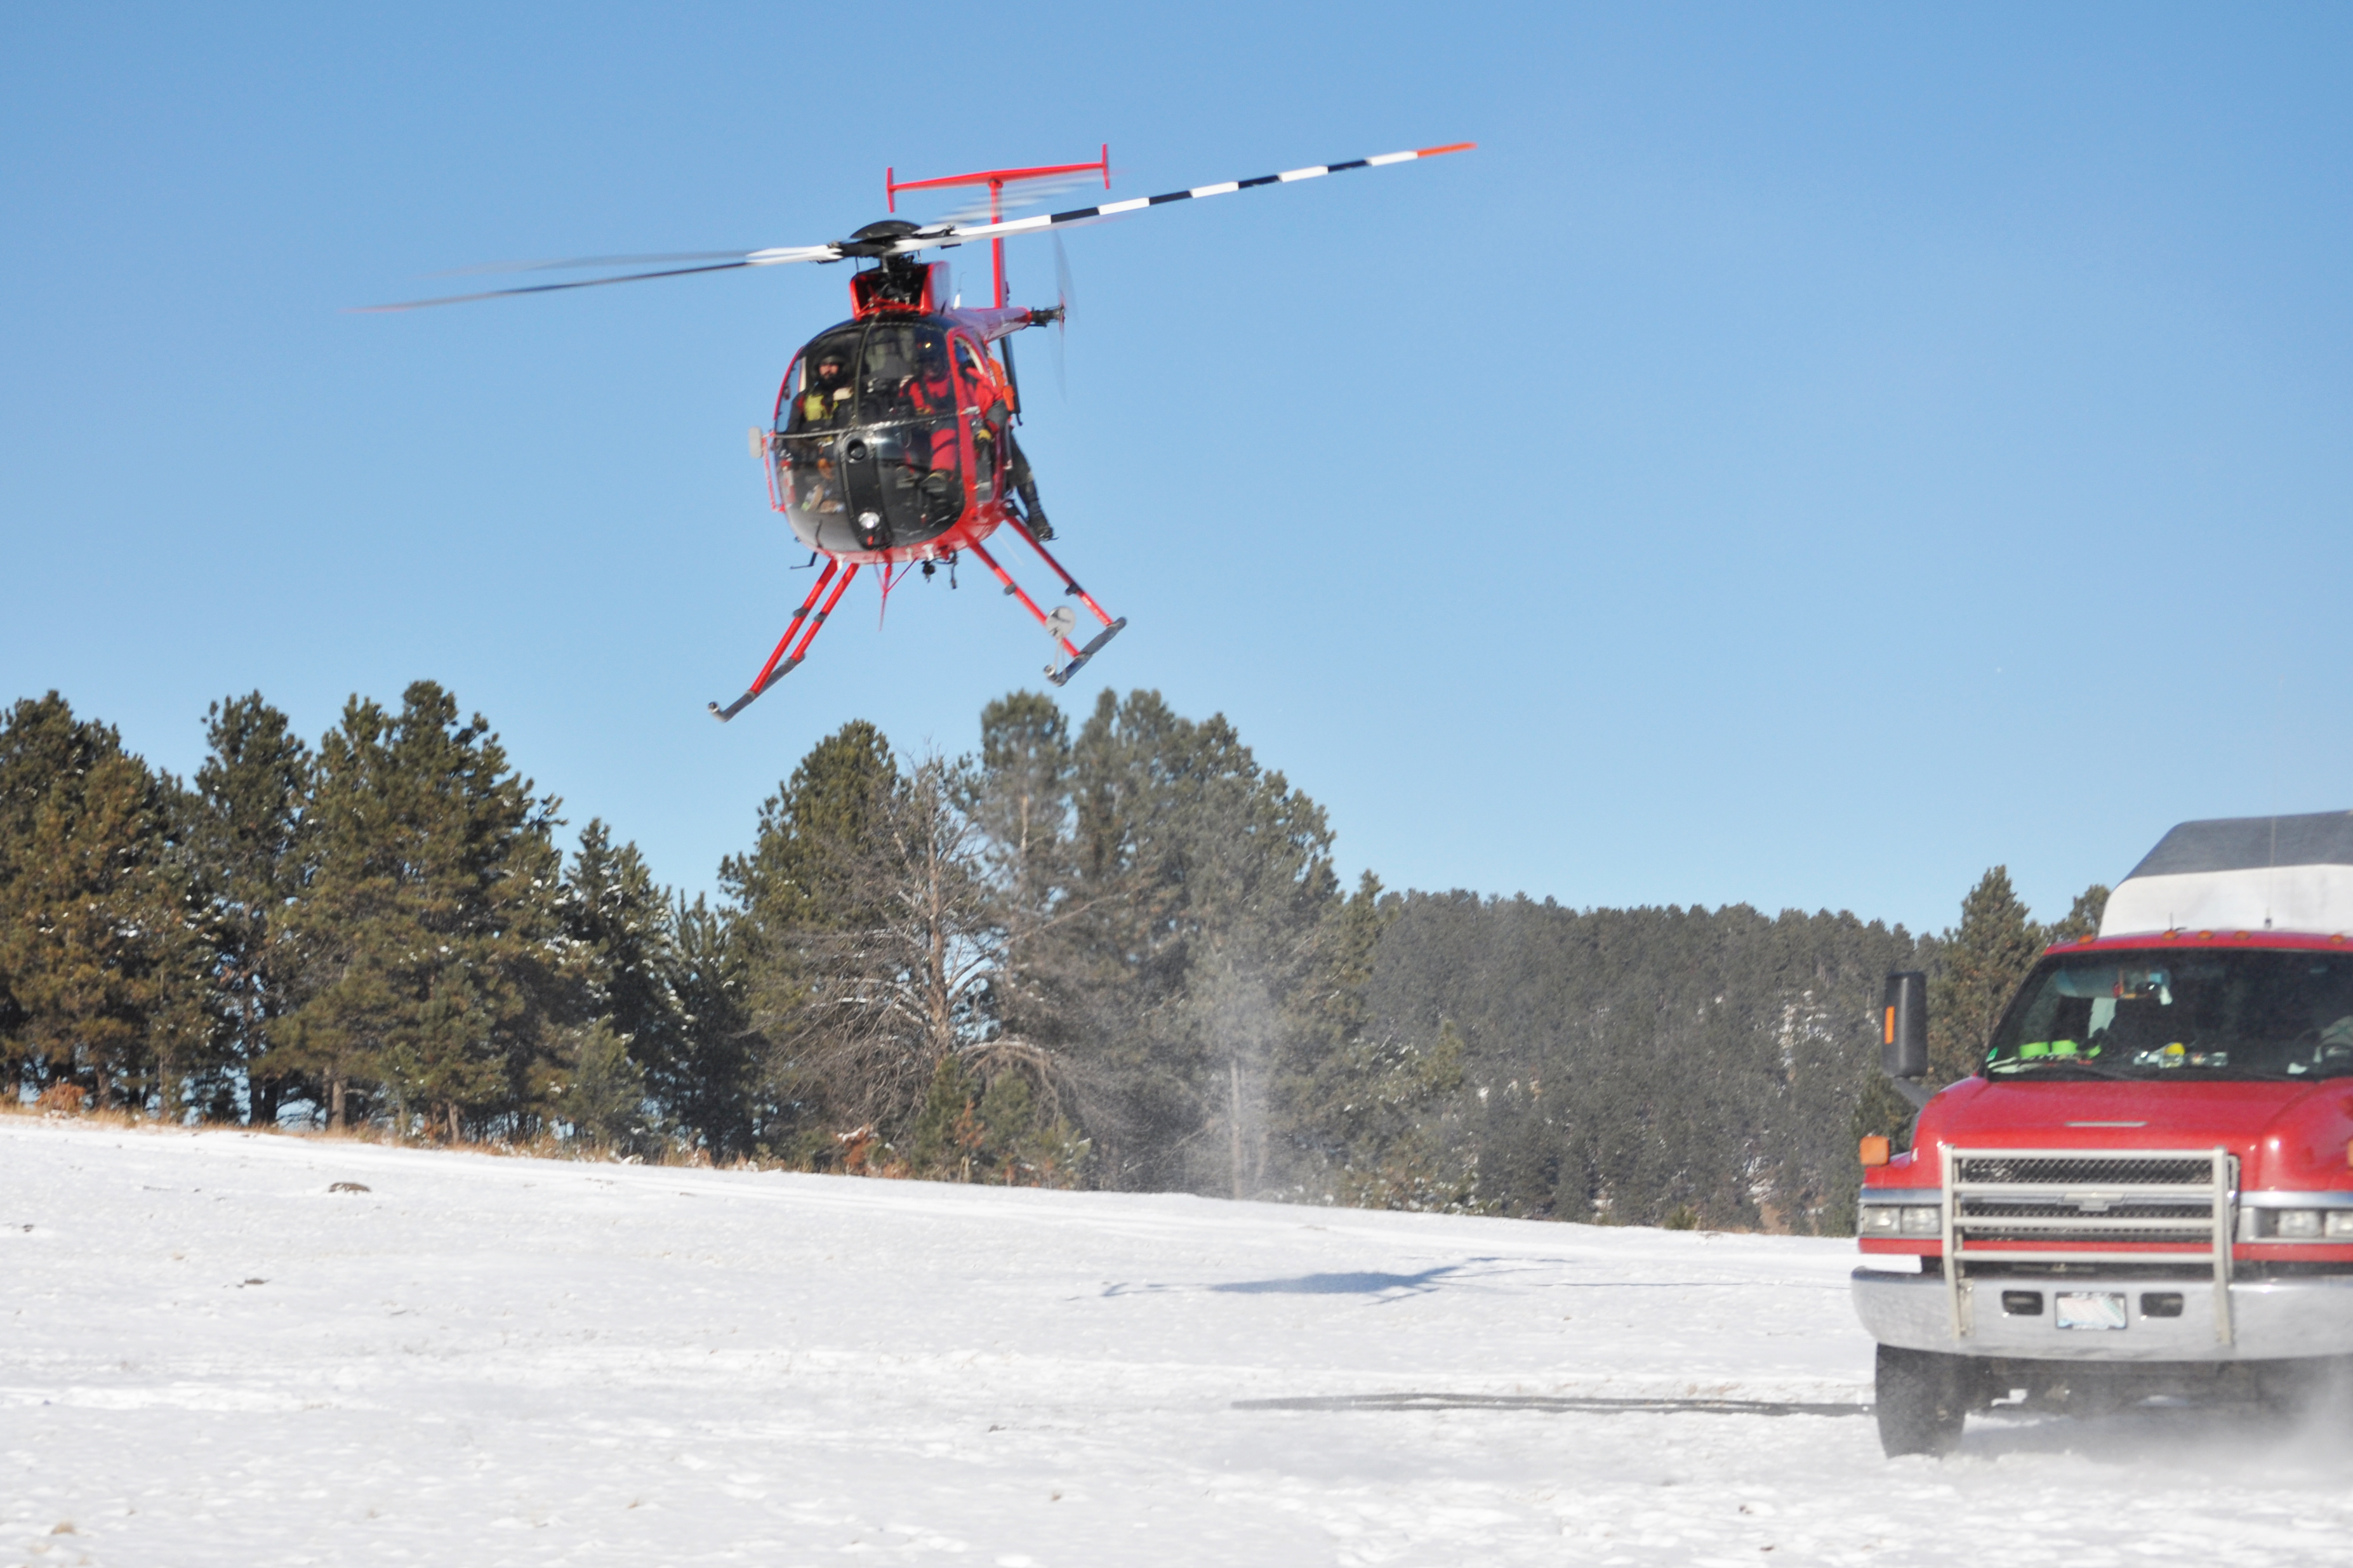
{"left": 1853, "top": 1266, "right": 2353, "bottom": 1362}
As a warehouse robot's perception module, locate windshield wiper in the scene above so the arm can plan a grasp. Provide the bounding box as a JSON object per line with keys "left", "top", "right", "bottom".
{"left": 2184, "top": 1065, "right": 2314, "bottom": 1082}
{"left": 1985, "top": 1060, "right": 2132, "bottom": 1081}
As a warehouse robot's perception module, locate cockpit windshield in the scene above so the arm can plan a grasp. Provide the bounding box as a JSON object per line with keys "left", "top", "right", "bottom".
{"left": 856, "top": 322, "right": 955, "bottom": 422}
{"left": 1985, "top": 947, "right": 2353, "bottom": 1081}
{"left": 771, "top": 319, "right": 966, "bottom": 553}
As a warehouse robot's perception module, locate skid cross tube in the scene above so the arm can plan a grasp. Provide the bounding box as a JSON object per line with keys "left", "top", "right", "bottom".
{"left": 708, "top": 559, "right": 859, "bottom": 721}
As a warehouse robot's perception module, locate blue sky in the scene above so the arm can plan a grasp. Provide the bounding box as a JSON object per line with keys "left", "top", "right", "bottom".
{"left": 5, "top": 4, "right": 2349, "bottom": 935}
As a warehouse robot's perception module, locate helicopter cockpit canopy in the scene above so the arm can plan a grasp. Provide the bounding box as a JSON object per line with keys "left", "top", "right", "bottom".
{"left": 773, "top": 318, "right": 991, "bottom": 555}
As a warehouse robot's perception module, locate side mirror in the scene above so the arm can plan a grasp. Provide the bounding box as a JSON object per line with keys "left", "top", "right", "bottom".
{"left": 1882, "top": 971, "right": 1928, "bottom": 1081}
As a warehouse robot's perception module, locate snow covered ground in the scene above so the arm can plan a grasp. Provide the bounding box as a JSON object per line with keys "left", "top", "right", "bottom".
{"left": 7, "top": 1119, "right": 2353, "bottom": 1566}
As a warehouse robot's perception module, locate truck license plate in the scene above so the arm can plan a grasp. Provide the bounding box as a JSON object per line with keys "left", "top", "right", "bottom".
{"left": 2054, "top": 1291, "right": 2128, "bottom": 1331}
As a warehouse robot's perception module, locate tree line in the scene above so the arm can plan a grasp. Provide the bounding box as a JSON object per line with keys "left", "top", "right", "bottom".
{"left": 0, "top": 682, "right": 2098, "bottom": 1230}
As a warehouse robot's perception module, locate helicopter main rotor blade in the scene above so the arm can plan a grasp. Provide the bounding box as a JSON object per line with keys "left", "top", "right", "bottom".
{"left": 932, "top": 142, "right": 1475, "bottom": 247}
{"left": 352, "top": 245, "right": 844, "bottom": 312}
{"left": 430, "top": 251, "right": 768, "bottom": 278}
{"left": 353, "top": 142, "right": 1471, "bottom": 310}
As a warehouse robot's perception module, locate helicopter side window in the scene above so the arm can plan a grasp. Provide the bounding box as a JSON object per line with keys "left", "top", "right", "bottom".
{"left": 952, "top": 338, "right": 989, "bottom": 407}
{"left": 776, "top": 353, "right": 803, "bottom": 427}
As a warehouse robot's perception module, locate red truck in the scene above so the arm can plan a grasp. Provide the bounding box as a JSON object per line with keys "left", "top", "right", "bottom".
{"left": 1855, "top": 812, "right": 2353, "bottom": 1455}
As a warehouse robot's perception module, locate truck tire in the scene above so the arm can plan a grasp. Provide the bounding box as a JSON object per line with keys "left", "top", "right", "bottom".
{"left": 1874, "top": 1343, "right": 1970, "bottom": 1458}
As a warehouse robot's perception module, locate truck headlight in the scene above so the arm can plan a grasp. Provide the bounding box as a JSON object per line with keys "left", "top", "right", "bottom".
{"left": 1861, "top": 1204, "right": 1941, "bottom": 1236}
{"left": 2328, "top": 1211, "right": 2353, "bottom": 1239}
{"left": 2274, "top": 1209, "right": 2323, "bottom": 1239}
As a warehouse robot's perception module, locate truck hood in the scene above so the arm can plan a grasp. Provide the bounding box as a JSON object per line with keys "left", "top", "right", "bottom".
{"left": 1897, "top": 1076, "right": 2353, "bottom": 1190}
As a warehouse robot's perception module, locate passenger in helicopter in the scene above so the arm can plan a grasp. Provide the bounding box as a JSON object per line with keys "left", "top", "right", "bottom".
{"left": 905, "top": 338, "right": 962, "bottom": 501}
{"left": 797, "top": 453, "right": 844, "bottom": 514}
{"left": 971, "top": 414, "right": 999, "bottom": 499}
{"left": 905, "top": 338, "right": 957, "bottom": 417}
{"left": 1005, "top": 429, "right": 1053, "bottom": 541}
{"left": 953, "top": 340, "right": 1000, "bottom": 501}
{"left": 857, "top": 326, "right": 924, "bottom": 418}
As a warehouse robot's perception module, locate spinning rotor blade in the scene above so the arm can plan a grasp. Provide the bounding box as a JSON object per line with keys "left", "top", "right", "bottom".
{"left": 354, "top": 142, "right": 1471, "bottom": 312}
{"left": 936, "top": 142, "right": 1475, "bottom": 247}
{"left": 354, "top": 244, "right": 847, "bottom": 312}
{"left": 430, "top": 251, "right": 766, "bottom": 277}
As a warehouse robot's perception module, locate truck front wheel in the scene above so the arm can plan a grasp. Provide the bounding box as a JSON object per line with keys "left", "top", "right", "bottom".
{"left": 1874, "top": 1343, "right": 1971, "bottom": 1458}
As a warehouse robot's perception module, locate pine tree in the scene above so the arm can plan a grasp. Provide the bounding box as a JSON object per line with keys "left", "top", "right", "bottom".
{"left": 909, "top": 1052, "right": 984, "bottom": 1176}
{"left": 1350, "top": 894, "right": 1924, "bottom": 1230}
{"left": 0, "top": 697, "right": 211, "bottom": 1111}
{"left": 190, "top": 694, "right": 311, "bottom": 1125}
{"left": 1928, "top": 867, "right": 2046, "bottom": 1083}
{"left": 764, "top": 749, "right": 1004, "bottom": 1158}
{"left": 282, "top": 683, "right": 566, "bottom": 1138}
{"left": 720, "top": 720, "right": 903, "bottom": 1153}
{"left": 562, "top": 819, "right": 680, "bottom": 1150}
{"left": 1040, "top": 689, "right": 1341, "bottom": 1194}
{"left": 972, "top": 691, "right": 1072, "bottom": 893}
{"left": 665, "top": 892, "right": 757, "bottom": 1157}
{"left": 2047, "top": 883, "right": 2111, "bottom": 943}
{"left": 722, "top": 721, "right": 899, "bottom": 939}
{"left": 565, "top": 1018, "right": 652, "bottom": 1152}
{"left": 0, "top": 694, "right": 117, "bottom": 1090}
{"left": 1273, "top": 870, "right": 1398, "bottom": 1168}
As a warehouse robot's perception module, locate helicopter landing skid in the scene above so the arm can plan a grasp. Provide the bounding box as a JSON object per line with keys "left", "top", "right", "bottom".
{"left": 1049, "top": 616, "right": 1127, "bottom": 687}
{"left": 708, "top": 558, "right": 859, "bottom": 721}
{"left": 966, "top": 523, "right": 1127, "bottom": 687}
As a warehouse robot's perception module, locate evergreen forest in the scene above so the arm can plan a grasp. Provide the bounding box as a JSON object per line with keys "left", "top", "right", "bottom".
{"left": 0, "top": 683, "right": 2104, "bottom": 1234}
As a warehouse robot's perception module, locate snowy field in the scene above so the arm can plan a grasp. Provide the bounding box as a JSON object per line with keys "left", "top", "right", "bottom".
{"left": 8, "top": 1120, "right": 2353, "bottom": 1565}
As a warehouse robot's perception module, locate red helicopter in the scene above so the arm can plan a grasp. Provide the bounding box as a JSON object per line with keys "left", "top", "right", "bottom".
{"left": 366, "top": 142, "right": 1475, "bottom": 720}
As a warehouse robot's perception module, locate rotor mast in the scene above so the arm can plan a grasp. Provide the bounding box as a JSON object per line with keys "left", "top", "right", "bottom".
{"left": 887, "top": 148, "right": 1110, "bottom": 308}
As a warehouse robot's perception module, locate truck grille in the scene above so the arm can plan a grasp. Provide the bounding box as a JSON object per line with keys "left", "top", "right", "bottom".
{"left": 1942, "top": 1145, "right": 2236, "bottom": 1345}
{"left": 1952, "top": 1154, "right": 2214, "bottom": 1187}
{"left": 1956, "top": 1197, "right": 2217, "bottom": 1246}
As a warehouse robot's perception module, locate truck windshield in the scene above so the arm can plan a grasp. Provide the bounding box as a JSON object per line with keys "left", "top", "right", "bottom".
{"left": 1986, "top": 947, "right": 2353, "bottom": 1080}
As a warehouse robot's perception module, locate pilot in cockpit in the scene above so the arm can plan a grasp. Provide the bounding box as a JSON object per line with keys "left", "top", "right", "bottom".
{"left": 801, "top": 353, "right": 851, "bottom": 425}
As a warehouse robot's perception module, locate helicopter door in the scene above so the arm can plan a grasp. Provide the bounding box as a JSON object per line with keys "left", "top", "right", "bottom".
{"left": 776, "top": 327, "right": 865, "bottom": 551}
